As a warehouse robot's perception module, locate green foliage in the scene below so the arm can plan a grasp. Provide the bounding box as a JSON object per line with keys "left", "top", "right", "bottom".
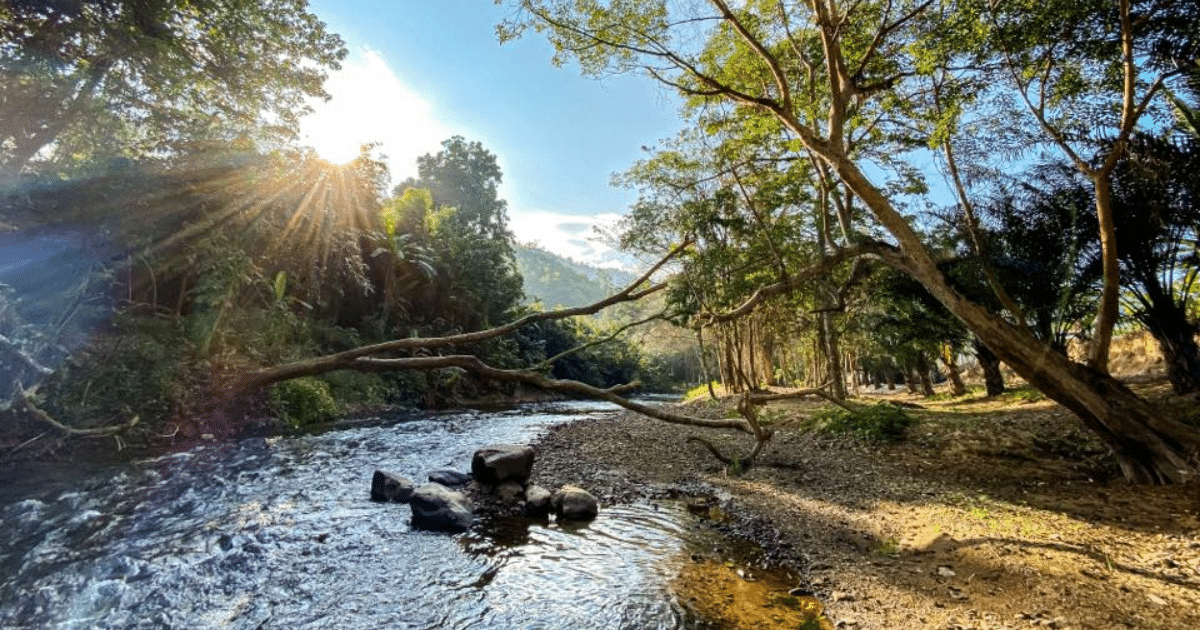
{"left": 513, "top": 243, "right": 634, "bottom": 309}
{"left": 269, "top": 377, "right": 338, "bottom": 427}
{"left": 684, "top": 382, "right": 719, "bottom": 401}
{"left": 39, "top": 314, "right": 186, "bottom": 427}
{"left": 185, "top": 235, "right": 253, "bottom": 356}
{"left": 813, "top": 403, "right": 916, "bottom": 443}
{"left": 2, "top": 0, "right": 347, "bottom": 173}
{"left": 320, "top": 371, "right": 389, "bottom": 409}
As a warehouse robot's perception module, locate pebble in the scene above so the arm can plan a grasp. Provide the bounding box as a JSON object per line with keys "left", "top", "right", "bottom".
{"left": 938, "top": 566, "right": 957, "bottom": 577}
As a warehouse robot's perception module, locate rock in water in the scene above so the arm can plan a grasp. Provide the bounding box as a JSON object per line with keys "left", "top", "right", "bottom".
{"left": 371, "top": 470, "right": 414, "bottom": 503}
{"left": 551, "top": 485, "right": 599, "bottom": 521}
{"left": 427, "top": 469, "right": 472, "bottom": 487}
{"left": 495, "top": 481, "right": 525, "bottom": 504}
{"left": 409, "top": 483, "right": 474, "bottom": 532}
{"left": 524, "top": 485, "right": 552, "bottom": 518}
{"left": 471, "top": 444, "right": 535, "bottom": 486}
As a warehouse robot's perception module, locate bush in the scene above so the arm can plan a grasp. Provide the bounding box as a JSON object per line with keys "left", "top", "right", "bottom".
{"left": 269, "top": 377, "right": 338, "bottom": 427}
{"left": 39, "top": 314, "right": 186, "bottom": 427}
{"left": 813, "top": 403, "right": 916, "bottom": 442}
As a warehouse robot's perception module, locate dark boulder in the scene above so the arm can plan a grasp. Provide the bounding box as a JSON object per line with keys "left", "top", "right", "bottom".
{"left": 428, "top": 469, "right": 472, "bottom": 487}
{"left": 370, "top": 470, "right": 415, "bottom": 503}
{"left": 409, "top": 483, "right": 474, "bottom": 532}
{"left": 471, "top": 444, "right": 535, "bottom": 486}
{"left": 551, "top": 485, "right": 599, "bottom": 521}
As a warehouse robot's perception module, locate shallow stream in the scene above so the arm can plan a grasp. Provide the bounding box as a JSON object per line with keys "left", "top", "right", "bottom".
{"left": 0, "top": 402, "right": 714, "bottom": 629}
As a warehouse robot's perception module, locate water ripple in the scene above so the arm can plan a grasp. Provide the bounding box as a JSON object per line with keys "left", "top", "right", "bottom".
{"left": 0, "top": 403, "right": 698, "bottom": 630}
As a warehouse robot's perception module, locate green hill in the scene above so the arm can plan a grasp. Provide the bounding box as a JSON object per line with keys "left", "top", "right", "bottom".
{"left": 514, "top": 243, "right": 636, "bottom": 309}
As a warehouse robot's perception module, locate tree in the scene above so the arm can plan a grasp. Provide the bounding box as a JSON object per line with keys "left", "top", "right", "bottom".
{"left": 1109, "top": 134, "right": 1200, "bottom": 393}
{"left": 971, "top": 0, "right": 1193, "bottom": 372}
{"left": 0, "top": 0, "right": 346, "bottom": 175}
{"left": 499, "top": 0, "right": 1200, "bottom": 483}
{"left": 400, "top": 137, "right": 524, "bottom": 330}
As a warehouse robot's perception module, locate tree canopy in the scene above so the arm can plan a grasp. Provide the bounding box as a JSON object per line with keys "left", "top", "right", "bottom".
{"left": 0, "top": 0, "right": 347, "bottom": 175}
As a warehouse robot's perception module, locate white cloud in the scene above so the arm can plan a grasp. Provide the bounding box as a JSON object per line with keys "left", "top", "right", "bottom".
{"left": 299, "top": 48, "right": 453, "bottom": 178}
{"left": 509, "top": 209, "right": 633, "bottom": 269}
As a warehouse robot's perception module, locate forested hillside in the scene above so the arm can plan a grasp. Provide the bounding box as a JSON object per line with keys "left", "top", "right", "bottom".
{"left": 513, "top": 243, "right": 636, "bottom": 309}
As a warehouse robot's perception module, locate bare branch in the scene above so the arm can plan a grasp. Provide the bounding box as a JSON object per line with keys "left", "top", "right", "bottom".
{"left": 18, "top": 386, "right": 140, "bottom": 437}
{"left": 258, "top": 353, "right": 755, "bottom": 433}
{"left": 238, "top": 239, "right": 692, "bottom": 391}
{"left": 700, "top": 240, "right": 904, "bottom": 324}
{"left": 538, "top": 312, "right": 668, "bottom": 369}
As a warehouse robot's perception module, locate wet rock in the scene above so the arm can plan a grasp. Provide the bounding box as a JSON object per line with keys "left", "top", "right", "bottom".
{"left": 410, "top": 483, "right": 474, "bottom": 532}
{"left": 525, "top": 485, "right": 552, "bottom": 518}
{"left": 371, "top": 470, "right": 415, "bottom": 503}
{"left": 471, "top": 444, "right": 535, "bottom": 486}
{"left": 495, "top": 481, "right": 524, "bottom": 504}
{"left": 428, "top": 470, "right": 472, "bottom": 488}
{"left": 551, "top": 485, "right": 599, "bottom": 521}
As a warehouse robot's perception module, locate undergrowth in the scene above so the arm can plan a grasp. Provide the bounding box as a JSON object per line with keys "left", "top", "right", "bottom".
{"left": 269, "top": 377, "right": 338, "bottom": 427}
{"left": 812, "top": 403, "right": 917, "bottom": 442}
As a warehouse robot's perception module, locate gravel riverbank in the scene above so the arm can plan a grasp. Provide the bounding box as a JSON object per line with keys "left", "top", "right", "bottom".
{"left": 528, "top": 389, "right": 1200, "bottom": 630}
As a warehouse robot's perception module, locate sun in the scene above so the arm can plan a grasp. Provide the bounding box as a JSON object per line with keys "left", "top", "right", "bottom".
{"left": 298, "top": 48, "right": 454, "bottom": 170}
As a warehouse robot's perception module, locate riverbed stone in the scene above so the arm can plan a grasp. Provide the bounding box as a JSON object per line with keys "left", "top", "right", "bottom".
{"left": 427, "top": 469, "right": 472, "bottom": 487}
{"left": 524, "top": 485, "right": 552, "bottom": 517}
{"left": 370, "top": 470, "right": 414, "bottom": 503}
{"left": 410, "top": 483, "right": 474, "bottom": 532}
{"left": 551, "top": 485, "right": 599, "bottom": 520}
{"left": 471, "top": 444, "right": 536, "bottom": 486}
{"left": 495, "top": 481, "right": 525, "bottom": 504}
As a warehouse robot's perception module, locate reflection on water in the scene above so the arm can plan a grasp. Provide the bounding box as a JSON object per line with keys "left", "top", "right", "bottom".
{"left": 0, "top": 403, "right": 700, "bottom": 630}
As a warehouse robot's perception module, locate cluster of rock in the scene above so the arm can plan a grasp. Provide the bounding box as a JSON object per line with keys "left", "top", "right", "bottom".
{"left": 370, "top": 443, "right": 599, "bottom": 532}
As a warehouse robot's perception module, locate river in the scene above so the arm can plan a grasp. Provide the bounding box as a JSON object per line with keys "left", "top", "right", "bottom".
{"left": 0, "top": 402, "right": 714, "bottom": 630}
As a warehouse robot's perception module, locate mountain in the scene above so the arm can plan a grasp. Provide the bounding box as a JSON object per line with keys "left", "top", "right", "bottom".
{"left": 513, "top": 243, "right": 637, "bottom": 309}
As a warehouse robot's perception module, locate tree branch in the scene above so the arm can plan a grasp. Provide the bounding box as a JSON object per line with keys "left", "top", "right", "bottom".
{"left": 238, "top": 239, "right": 691, "bottom": 391}
{"left": 700, "top": 240, "right": 904, "bottom": 324}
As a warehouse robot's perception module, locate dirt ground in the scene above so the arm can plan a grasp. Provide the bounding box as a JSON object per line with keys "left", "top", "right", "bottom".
{"left": 530, "top": 377, "right": 1200, "bottom": 630}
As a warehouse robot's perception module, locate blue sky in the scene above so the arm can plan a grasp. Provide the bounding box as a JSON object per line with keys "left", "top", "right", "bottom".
{"left": 300, "top": 0, "right": 684, "bottom": 268}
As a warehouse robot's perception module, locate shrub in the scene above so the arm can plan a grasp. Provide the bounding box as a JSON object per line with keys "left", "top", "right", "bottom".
{"left": 269, "top": 377, "right": 338, "bottom": 427}
{"left": 813, "top": 403, "right": 916, "bottom": 442}
{"left": 39, "top": 313, "right": 185, "bottom": 427}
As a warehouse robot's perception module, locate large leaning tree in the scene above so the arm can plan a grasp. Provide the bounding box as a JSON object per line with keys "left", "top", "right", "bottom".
{"left": 0, "top": 0, "right": 347, "bottom": 176}
{"left": 494, "top": 0, "right": 1200, "bottom": 483}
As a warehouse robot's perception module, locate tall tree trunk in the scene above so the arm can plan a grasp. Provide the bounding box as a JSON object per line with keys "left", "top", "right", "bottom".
{"left": 941, "top": 344, "right": 967, "bottom": 397}
{"left": 915, "top": 353, "right": 935, "bottom": 397}
{"left": 696, "top": 328, "right": 718, "bottom": 400}
{"left": 904, "top": 365, "right": 919, "bottom": 394}
{"left": 1088, "top": 175, "right": 1121, "bottom": 373}
{"left": 818, "top": 310, "right": 846, "bottom": 399}
{"left": 974, "top": 338, "right": 1006, "bottom": 397}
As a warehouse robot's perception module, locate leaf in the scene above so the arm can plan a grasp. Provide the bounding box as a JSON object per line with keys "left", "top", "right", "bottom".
{"left": 273, "top": 271, "right": 287, "bottom": 303}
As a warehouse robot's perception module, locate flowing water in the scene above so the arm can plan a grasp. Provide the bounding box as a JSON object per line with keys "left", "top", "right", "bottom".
{"left": 0, "top": 402, "right": 709, "bottom": 630}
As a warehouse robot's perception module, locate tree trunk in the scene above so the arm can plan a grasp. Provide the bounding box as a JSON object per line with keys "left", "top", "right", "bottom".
{"left": 819, "top": 310, "right": 846, "bottom": 399}
{"left": 1142, "top": 301, "right": 1200, "bottom": 395}
{"left": 1088, "top": 174, "right": 1121, "bottom": 373}
{"left": 941, "top": 345, "right": 967, "bottom": 397}
{"left": 974, "top": 338, "right": 1006, "bottom": 397}
{"left": 915, "top": 353, "right": 935, "bottom": 397}
{"left": 696, "top": 328, "right": 718, "bottom": 400}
